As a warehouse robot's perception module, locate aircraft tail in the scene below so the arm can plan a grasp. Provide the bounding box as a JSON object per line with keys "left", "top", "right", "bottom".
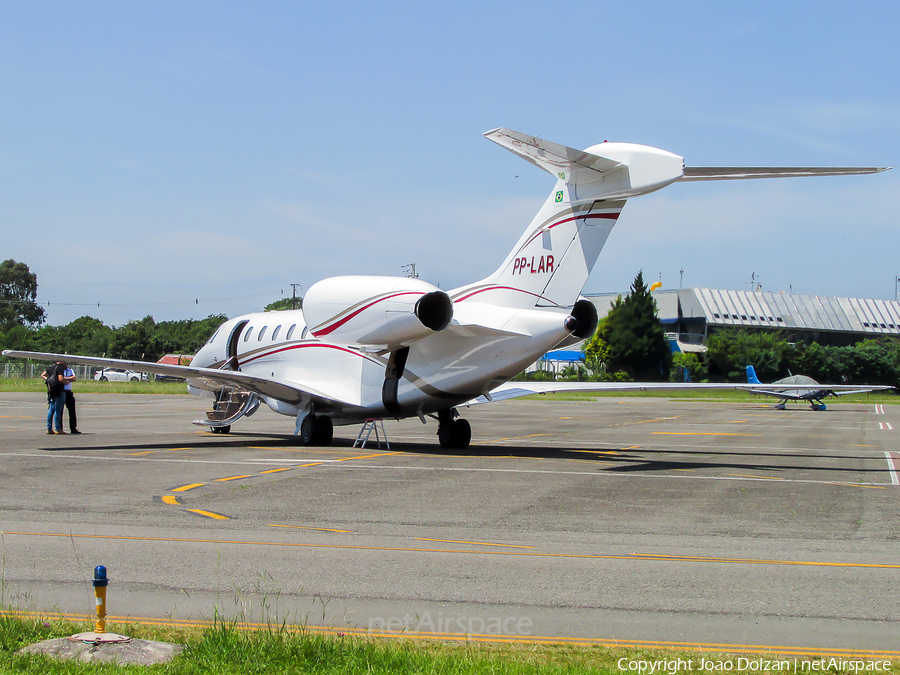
{"left": 451, "top": 128, "right": 684, "bottom": 309}
{"left": 746, "top": 365, "right": 762, "bottom": 384}
{"left": 450, "top": 128, "right": 888, "bottom": 311}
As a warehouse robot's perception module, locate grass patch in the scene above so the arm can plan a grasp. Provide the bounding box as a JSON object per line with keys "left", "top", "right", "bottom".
{"left": 1, "top": 613, "right": 896, "bottom": 674}
{"left": 524, "top": 389, "right": 898, "bottom": 404}
{"left": 0, "top": 378, "right": 189, "bottom": 395}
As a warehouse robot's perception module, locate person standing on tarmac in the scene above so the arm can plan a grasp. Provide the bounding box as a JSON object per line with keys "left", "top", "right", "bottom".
{"left": 41, "top": 360, "right": 66, "bottom": 434}
{"left": 61, "top": 362, "right": 81, "bottom": 434}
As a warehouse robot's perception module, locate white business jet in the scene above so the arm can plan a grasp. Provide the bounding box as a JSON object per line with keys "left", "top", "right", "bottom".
{"left": 4, "top": 128, "right": 888, "bottom": 447}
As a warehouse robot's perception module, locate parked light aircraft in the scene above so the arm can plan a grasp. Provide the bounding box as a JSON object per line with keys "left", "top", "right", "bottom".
{"left": 744, "top": 365, "right": 889, "bottom": 411}
{"left": 4, "top": 128, "right": 890, "bottom": 447}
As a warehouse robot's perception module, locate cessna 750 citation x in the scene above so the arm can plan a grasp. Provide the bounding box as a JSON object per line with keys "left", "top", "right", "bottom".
{"left": 5, "top": 128, "right": 890, "bottom": 447}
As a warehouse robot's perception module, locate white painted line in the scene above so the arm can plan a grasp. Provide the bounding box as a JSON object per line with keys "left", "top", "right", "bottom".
{"left": 879, "top": 422, "right": 893, "bottom": 430}
{"left": 885, "top": 452, "right": 900, "bottom": 486}
{"left": 875, "top": 404, "right": 885, "bottom": 415}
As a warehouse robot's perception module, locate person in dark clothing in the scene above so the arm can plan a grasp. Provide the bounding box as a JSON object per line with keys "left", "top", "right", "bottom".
{"left": 41, "top": 361, "right": 66, "bottom": 434}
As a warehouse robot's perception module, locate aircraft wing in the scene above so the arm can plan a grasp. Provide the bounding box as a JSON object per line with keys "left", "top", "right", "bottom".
{"left": 743, "top": 385, "right": 891, "bottom": 400}
{"left": 464, "top": 381, "right": 893, "bottom": 405}
{"left": 1, "top": 350, "right": 356, "bottom": 409}
{"left": 682, "top": 166, "right": 889, "bottom": 181}
{"left": 464, "top": 380, "right": 748, "bottom": 405}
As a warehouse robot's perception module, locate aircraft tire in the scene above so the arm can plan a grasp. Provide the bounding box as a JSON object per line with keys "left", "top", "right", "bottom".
{"left": 100, "top": 376, "right": 108, "bottom": 382}
{"left": 313, "top": 417, "right": 333, "bottom": 446}
{"left": 300, "top": 416, "right": 316, "bottom": 445}
{"left": 438, "top": 423, "right": 453, "bottom": 449}
{"left": 218, "top": 425, "right": 231, "bottom": 434}
{"left": 453, "top": 418, "right": 471, "bottom": 449}
{"left": 438, "top": 419, "right": 471, "bottom": 449}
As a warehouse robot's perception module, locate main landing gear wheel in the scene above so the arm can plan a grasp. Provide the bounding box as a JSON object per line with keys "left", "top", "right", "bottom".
{"left": 300, "top": 416, "right": 333, "bottom": 446}
{"left": 438, "top": 418, "right": 471, "bottom": 449}
{"left": 211, "top": 425, "right": 231, "bottom": 434}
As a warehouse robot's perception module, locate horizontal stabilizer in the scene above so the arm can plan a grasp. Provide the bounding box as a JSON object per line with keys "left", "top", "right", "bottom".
{"left": 682, "top": 166, "right": 890, "bottom": 181}
{"left": 484, "top": 127, "right": 622, "bottom": 183}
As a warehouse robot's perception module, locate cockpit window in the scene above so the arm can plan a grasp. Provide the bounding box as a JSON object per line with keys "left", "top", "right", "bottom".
{"left": 206, "top": 329, "right": 220, "bottom": 345}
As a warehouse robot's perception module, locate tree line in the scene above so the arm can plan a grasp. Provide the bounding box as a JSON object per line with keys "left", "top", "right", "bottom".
{"left": 550, "top": 271, "right": 900, "bottom": 387}
{"left": 0, "top": 259, "right": 293, "bottom": 366}
{"left": 3, "top": 259, "right": 899, "bottom": 386}
{"left": 0, "top": 314, "right": 227, "bottom": 364}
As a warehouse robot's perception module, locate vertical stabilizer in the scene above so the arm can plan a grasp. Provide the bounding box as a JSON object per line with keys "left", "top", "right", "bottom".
{"left": 452, "top": 129, "right": 683, "bottom": 309}
{"left": 746, "top": 365, "right": 762, "bottom": 384}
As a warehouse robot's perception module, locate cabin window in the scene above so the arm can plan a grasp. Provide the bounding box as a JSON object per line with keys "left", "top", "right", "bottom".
{"left": 301, "top": 326, "right": 308, "bottom": 339}
{"left": 272, "top": 325, "right": 281, "bottom": 340}
{"left": 243, "top": 327, "right": 254, "bottom": 342}
{"left": 286, "top": 324, "right": 296, "bottom": 340}
{"left": 258, "top": 326, "right": 267, "bottom": 341}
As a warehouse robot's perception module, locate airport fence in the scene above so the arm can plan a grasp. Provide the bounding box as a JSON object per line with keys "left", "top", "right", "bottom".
{"left": 0, "top": 363, "right": 96, "bottom": 380}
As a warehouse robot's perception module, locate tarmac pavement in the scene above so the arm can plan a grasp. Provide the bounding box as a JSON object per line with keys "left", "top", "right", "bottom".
{"left": 0, "top": 391, "right": 898, "bottom": 656}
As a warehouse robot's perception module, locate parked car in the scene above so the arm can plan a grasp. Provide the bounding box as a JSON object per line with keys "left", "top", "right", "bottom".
{"left": 93, "top": 368, "right": 149, "bottom": 382}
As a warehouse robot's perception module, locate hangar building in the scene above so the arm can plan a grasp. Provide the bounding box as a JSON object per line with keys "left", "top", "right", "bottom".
{"left": 585, "top": 288, "right": 900, "bottom": 350}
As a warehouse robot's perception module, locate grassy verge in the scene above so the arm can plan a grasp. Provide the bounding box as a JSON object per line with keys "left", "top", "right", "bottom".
{"left": 523, "top": 389, "right": 899, "bottom": 404}
{"left": 1, "top": 379, "right": 895, "bottom": 404}
{"left": 1, "top": 614, "right": 896, "bottom": 674}
{"left": 0, "top": 379, "right": 189, "bottom": 395}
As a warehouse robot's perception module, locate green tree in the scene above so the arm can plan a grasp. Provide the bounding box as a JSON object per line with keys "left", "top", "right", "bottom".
{"left": 599, "top": 271, "right": 670, "bottom": 380}
{"left": 33, "top": 316, "right": 114, "bottom": 356}
{"left": 670, "top": 352, "right": 709, "bottom": 382}
{"left": 0, "top": 259, "right": 46, "bottom": 333}
{"left": 583, "top": 309, "right": 614, "bottom": 377}
{"left": 109, "top": 316, "right": 162, "bottom": 361}
{"left": 706, "top": 329, "right": 793, "bottom": 381}
{"left": 265, "top": 297, "right": 301, "bottom": 311}
{"left": 153, "top": 315, "right": 226, "bottom": 355}
{"left": 789, "top": 341, "right": 836, "bottom": 383}
{"left": 831, "top": 338, "right": 900, "bottom": 386}
{"left": 0, "top": 325, "right": 35, "bottom": 352}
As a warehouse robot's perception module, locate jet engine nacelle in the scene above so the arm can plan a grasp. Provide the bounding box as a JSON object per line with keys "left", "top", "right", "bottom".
{"left": 304, "top": 275, "right": 453, "bottom": 349}
{"left": 555, "top": 298, "right": 600, "bottom": 349}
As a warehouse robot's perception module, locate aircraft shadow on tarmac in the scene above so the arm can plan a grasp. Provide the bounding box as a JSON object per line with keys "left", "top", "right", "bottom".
{"left": 39, "top": 432, "right": 893, "bottom": 480}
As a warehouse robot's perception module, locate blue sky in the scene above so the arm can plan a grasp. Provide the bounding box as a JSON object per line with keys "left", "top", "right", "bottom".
{"left": 2, "top": 1, "right": 898, "bottom": 327}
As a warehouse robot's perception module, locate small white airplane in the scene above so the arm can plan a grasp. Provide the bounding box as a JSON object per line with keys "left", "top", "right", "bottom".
{"left": 744, "top": 365, "right": 889, "bottom": 411}
{"left": 4, "top": 128, "right": 890, "bottom": 447}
